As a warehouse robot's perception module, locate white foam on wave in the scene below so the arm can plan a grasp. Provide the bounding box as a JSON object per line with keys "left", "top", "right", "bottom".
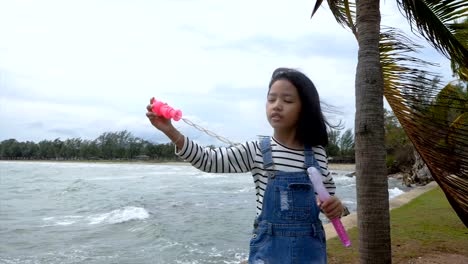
{"left": 341, "top": 199, "right": 356, "bottom": 205}
{"left": 158, "top": 240, "right": 182, "bottom": 251}
{"left": 88, "top": 206, "right": 149, "bottom": 225}
{"left": 332, "top": 175, "right": 356, "bottom": 184}
{"left": 235, "top": 187, "right": 253, "bottom": 193}
{"left": 196, "top": 174, "right": 227, "bottom": 179}
{"left": 42, "top": 215, "right": 84, "bottom": 226}
{"left": 55, "top": 220, "right": 76, "bottom": 226}
{"left": 389, "top": 187, "right": 405, "bottom": 199}
{"left": 87, "top": 176, "right": 143, "bottom": 181}
{"left": 226, "top": 253, "right": 248, "bottom": 264}
{"left": 175, "top": 261, "right": 201, "bottom": 264}
{"left": 172, "top": 244, "right": 247, "bottom": 264}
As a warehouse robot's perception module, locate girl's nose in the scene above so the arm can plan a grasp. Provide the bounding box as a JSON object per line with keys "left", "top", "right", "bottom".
{"left": 273, "top": 101, "right": 282, "bottom": 110}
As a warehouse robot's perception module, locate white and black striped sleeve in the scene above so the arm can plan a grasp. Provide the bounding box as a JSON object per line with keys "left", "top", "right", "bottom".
{"left": 175, "top": 136, "right": 257, "bottom": 173}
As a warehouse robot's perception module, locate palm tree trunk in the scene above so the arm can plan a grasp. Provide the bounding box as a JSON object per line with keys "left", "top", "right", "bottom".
{"left": 355, "top": 0, "right": 391, "bottom": 263}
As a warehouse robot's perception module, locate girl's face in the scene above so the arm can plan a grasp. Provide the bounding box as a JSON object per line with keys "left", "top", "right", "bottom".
{"left": 266, "top": 79, "right": 302, "bottom": 132}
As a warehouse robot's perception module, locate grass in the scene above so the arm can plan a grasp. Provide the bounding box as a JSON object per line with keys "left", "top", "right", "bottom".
{"left": 326, "top": 187, "right": 468, "bottom": 263}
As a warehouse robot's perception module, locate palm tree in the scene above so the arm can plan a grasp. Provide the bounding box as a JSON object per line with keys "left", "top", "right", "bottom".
{"left": 311, "top": 1, "right": 468, "bottom": 263}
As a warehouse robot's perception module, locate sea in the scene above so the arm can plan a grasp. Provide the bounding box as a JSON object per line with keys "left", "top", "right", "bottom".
{"left": 0, "top": 161, "right": 409, "bottom": 264}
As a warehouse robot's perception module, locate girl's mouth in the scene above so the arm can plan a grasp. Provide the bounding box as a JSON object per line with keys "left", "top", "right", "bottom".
{"left": 271, "top": 113, "right": 282, "bottom": 121}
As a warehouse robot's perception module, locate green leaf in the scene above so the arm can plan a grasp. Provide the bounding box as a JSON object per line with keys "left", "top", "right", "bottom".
{"left": 396, "top": 0, "right": 468, "bottom": 80}
{"left": 448, "top": 112, "right": 468, "bottom": 145}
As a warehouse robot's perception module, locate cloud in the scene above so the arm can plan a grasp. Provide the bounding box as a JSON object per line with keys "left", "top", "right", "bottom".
{"left": 0, "top": 0, "right": 455, "bottom": 146}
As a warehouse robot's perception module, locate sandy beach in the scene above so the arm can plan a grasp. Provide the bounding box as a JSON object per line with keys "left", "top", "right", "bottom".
{"left": 328, "top": 163, "right": 356, "bottom": 171}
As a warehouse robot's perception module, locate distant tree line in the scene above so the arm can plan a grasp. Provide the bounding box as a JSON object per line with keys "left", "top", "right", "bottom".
{"left": 0, "top": 130, "right": 180, "bottom": 161}
{"left": 325, "top": 127, "right": 355, "bottom": 163}
{"left": 325, "top": 111, "right": 413, "bottom": 171}
{"left": 383, "top": 109, "right": 414, "bottom": 174}
{"left": 0, "top": 113, "right": 425, "bottom": 171}
{"left": 1, "top": 126, "right": 356, "bottom": 163}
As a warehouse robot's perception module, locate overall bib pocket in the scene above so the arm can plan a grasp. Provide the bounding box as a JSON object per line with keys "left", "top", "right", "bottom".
{"left": 274, "top": 182, "right": 316, "bottom": 221}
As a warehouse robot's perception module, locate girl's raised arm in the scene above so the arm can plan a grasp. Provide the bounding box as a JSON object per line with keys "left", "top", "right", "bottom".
{"left": 176, "top": 136, "right": 257, "bottom": 173}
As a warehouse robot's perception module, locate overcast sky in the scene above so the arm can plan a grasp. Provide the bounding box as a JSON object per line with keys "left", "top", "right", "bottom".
{"left": 0, "top": 0, "right": 454, "bottom": 146}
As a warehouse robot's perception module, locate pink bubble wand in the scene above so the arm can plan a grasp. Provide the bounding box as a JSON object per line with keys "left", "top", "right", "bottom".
{"left": 307, "top": 167, "right": 351, "bottom": 247}
{"left": 150, "top": 98, "right": 183, "bottom": 121}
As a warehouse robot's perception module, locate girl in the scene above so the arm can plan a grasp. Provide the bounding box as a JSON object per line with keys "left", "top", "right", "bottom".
{"left": 146, "top": 67, "right": 343, "bottom": 264}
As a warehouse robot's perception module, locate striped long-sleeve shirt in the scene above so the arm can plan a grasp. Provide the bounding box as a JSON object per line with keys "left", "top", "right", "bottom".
{"left": 176, "top": 136, "right": 336, "bottom": 216}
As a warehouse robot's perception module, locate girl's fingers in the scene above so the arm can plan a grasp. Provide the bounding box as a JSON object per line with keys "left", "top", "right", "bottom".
{"left": 326, "top": 208, "right": 340, "bottom": 219}
{"left": 321, "top": 198, "right": 337, "bottom": 209}
{"left": 321, "top": 197, "right": 343, "bottom": 219}
{"left": 146, "top": 112, "right": 157, "bottom": 119}
{"left": 330, "top": 201, "right": 340, "bottom": 210}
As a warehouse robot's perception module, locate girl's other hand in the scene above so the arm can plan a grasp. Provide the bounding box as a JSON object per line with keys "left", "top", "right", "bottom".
{"left": 146, "top": 98, "right": 173, "bottom": 133}
{"left": 320, "top": 196, "right": 343, "bottom": 220}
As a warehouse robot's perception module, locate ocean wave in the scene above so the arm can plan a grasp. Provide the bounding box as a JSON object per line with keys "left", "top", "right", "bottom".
{"left": 158, "top": 240, "right": 182, "bottom": 251}
{"left": 87, "top": 206, "right": 149, "bottom": 225}
{"left": 341, "top": 199, "right": 356, "bottom": 205}
{"left": 175, "top": 261, "right": 201, "bottom": 264}
{"left": 41, "top": 207, "right": 150, "bottom": 227}
{"left": 235, "top": 187, "right": 253, "bottom": 193}
{"left": 42, "top": 215, "right": 84, "bottom": 226}
{"left": 172, "top": 245, "right": 247, "bottom": 264}
{"left": 86, "top": 176, "right": 144, "bottom": 181}
{"left": 0, "top": 247, "right": 120, "bottom": 264}
{"left": 196, "top": 174, "right": 228, "bottom": 179}
{"left": 332, "top": 175, "right": 356, "bottom": 184}
{"left": 62, "top": 179, "right": 97, "bottom": 193}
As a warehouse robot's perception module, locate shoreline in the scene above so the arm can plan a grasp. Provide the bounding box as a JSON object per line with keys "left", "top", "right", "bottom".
{"left": 328, "top": 163, "right": 355, "bottom": 171}
{"left": 0, "top": 159, "right": 190, "bottom": 166}
{"left": 1, "top": 160, "right": 355, "bottom": 168}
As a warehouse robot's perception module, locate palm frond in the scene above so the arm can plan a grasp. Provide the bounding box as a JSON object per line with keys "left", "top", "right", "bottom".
{"left": 327, "top": 0, "right": 356, "bottom": 34}
{"left": 448, "top": 112, "right": 468, "bottom": 145}
{"left": 311, "top": 0, "right": 324, "bottom": 18}
{"left": 381, "top": 27, "right": 468, "bottom": 226}
{"left": 450, "top": 18, "right": 468, "bottom": 80}
{"left": 396, "top": 0, "right": 468, "bottom": 80}
{"left": 311, "top": 0, "right": 357, "bottom": 36}
{"left": 381, "top": 27, "right": 440, "bottom": 109}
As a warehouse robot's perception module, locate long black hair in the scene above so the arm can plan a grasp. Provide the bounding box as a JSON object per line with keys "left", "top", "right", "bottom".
{"left": 268, "top": 67, "right": 329, "bottom": 147}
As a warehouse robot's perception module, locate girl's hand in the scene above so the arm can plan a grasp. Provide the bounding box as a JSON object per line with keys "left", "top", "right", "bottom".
{"left": 146, "top": 98, "right": 174, "bottom": 133}
{"left": 320, "top": 196, "right": 343, "bottom": 220}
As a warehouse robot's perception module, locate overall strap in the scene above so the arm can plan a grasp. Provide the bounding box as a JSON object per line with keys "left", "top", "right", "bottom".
{"left": 304, "top": 145, "right": 321, "bottom": 171}
{"left": 259, "top": 136, "right": 274, "bottom": 169}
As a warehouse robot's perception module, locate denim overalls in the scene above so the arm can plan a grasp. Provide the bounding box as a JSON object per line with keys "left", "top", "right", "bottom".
{"left": 248, "top": 137, "right": 327, "bottom": 264}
